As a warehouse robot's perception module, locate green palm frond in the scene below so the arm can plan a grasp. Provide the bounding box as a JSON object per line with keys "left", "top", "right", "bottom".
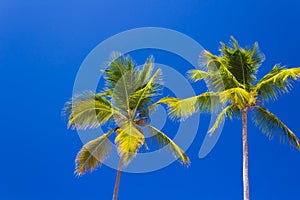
{"left": 218, "top": 36, "right": 264, "bottom": 88}
{"left": 75, "top": 130, "right": 114, "bottom": 176}
{"left": 199, "top": 50, "right": 220, "bottom": 71}
{"left": 255, "top": 65, "right": 300, "bottom": 101}
{"left": 130, "top": 69, "right": 163, "bottom": 116}
{"left": 111, "top": 68, "right": 137, "bottom": 115}
{"left": 187, "top": 69, "right": 210, "bottom": 82}
{"left": 110, "top": 56, "right": 163, "bottom": 117}
{"left": 161, "top": 92, "right": 221, "bottom": 120}
{"left": 218, "top": 87, "right": 254, "bottom": 109}
{"left": 146, "top": 125, "right": 190, "bottom": 165}
{"left": 65, "top": 91, "right": 114, "bottom": 129}
{"left": 104, "top": 53, "right": 135, "bottom": 88}
{"left": 187, "top": 67, "right": 244, "bottom": 91}
{"left": 138, "top": 97, "right": 170, "bottom": 116}
{"left": 199, "top": 38, "right": 264, "bottom": 91}
{"left": 208, "top": 105, "right": 240, "bottom": 134}
{"left": 252, "top": 106, "right": 300, "bottom": 149}
{"left": 136, "top": 97, "right": 173, "bottom": 120}
{"left": 135, "top": 56, "right": 154, "bottom": 87}
{"left": 115, "top": 122, "right": 145, "bottom": 164}
{"left": 218, "top": 64, "right": 245, "bottom": 89}
{"left": 187, "top": 69, "right": 224, "bottom": 91}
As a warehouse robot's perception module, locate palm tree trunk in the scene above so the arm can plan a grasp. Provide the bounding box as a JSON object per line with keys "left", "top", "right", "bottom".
{"left": 112, "top": 158, "right": 123, "bottom": 200}
{"left": 242, "top": 109, "right": 250, "bottom": 200}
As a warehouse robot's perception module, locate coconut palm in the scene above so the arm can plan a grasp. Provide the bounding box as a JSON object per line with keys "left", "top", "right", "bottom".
{"left": 160, "top": 37, "right": 300, "bottom": 200}
{"left": 64, "top": 54, "right": 189, "bottom": 200}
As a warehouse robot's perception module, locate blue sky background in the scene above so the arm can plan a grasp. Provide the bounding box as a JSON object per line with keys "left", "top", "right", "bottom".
{"left": 1, "top": 0, "right": 300, "bottom": 199}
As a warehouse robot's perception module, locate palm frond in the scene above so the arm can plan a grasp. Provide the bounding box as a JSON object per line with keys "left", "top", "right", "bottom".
{"left": 111, "top": 68, "right": 137, "bottom": 115}
{"left": 199, "top": 50, "right": 220, "bottom": 71}
{"left": 208, "top": 105, "right": 240, "bottom": 134}
{"left": 255, "top": 65, "right": 300, "bottom": 101}
{"left": 130, "top": 69, "right": 163, "bottom": 115}
{"left": 136, "top": 97, "right": 172, "bottom": 120}
{"left": 135, "top": 56, "right": 154, "bottom": 87}
{"left": 187, "top": 67, "right": 244, "bottom": 91}
{"left": 252, "top": 106, "right": 300, "bottom": 149}
{"left": 75, "top": 130, "right": 114, "bottom": 176}
{"left": 115, "top": 122, "right": 145, "bottom": 164}
{"left": 146, "top": 125, "right": 190, "bottom": 165}
{"left": 65, "top": 91, "right": 114, "bottom": 129}
{"left": 218, "top": 36, "right": 264, "bottom": 88}
{"left": 218, "top": 87, "right": 254, "bottom": 109}
{"left": 110, "top": 57, "right": 163, "bottom": 117}
{"left": 104, "top": 53, "right": 135, "bottom": 88}
{"left": 160, "top": 92, "right": 221, "bottom": 120}
{"left": 187, "top": 69, "right": 210, "bottom": 82}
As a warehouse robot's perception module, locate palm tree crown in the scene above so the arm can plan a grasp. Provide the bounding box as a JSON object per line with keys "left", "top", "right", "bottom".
{"left": 164, "top": 37, "right": 300, "bottom": 147}
{"left": 64, "top": 53, "right": 189, "bottom": 199}
{"left": 161, "top": 37, "right": 300, "bottom": 200}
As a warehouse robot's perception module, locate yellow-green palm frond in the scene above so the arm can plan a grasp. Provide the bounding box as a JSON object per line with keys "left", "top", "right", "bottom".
{"left": 199, "top": 50, "right": 220, "bottom": 71}
{"left": 187, "top": 69, "right": 223, "bottom": 91}
{"left": 160, "top": 92, "right": 221, "bottom": 120}
{"left": 255, "top": 65, "right": 300, "bottom": 101}
{"left": 146, "top": 125, "right": 190, "bottom": 165}
{"left": 163, "top": 96, "right": 199, "bottom": 120}
{"left": 65, "top": 91, "right": 114, "bottom": 130}
{"left": 208, "top": 105, "right": 240, "bottom": 134}
{"left": 115, "top": 122, "right": 145, "bottom": 164}
{"left": 75, "top": 130, "right": 114, "bottom": 176}
{"left": 110, "top": 56, "right": 163, "bottom": 117}
{"left": 135, "top": 56, "right": 154, "bottom": 87}
{"left": 111, "top": 68, "right": 136, "bottom": 115}
{"left": 187, "top": 67, "right": 244, "bottom": 91}
{"left": 252, "top": 106, "right": 300, "bottom": 149}
{"left": 219, "top": 88, "right": 254, "bottom": 109}
{"left": 104, "top": 52, "right": 135, "bottom": 88}
{"left": 187, "top": 69, "right": 210, "bottom": 82}
{"left": 130, "top": 69, "right": 163, "bottom": 116}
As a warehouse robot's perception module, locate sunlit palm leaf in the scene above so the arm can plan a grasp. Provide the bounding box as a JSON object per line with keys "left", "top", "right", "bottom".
{"left": 130, "top": 69, "right": 163, "bottom": 116}
{"left": 104, "top": 52, "right": 135, "bottom": 88}
{"left": 252, "top": 106, "right": 300, "bottom": 149}
{"left": 188, "top": 67, "right": 244, "bottom": 91}
{"left": 218, "top": 88, "right": 254, "bottom": 109}
{"left": 135, "top": 56, "right": 154, "bottom": 87}
{"left": 163, "top": 88, "right": 252, "bottom": 120}
{"left": 75, "top": 130, "right": 114, "bottom": 176}
{"left": 146, "top": 125, "right": 190, "bottom": 165}
{"left": 187, "top": 69, "right": 210, "bottom": 82}
{"left": 199, "top": 50, "right": 221, "bottom": 71}
{"left": 208, "top": 105, "right": 240, "bottom": 134}
{"left": 111, "top": 69, "right": 137, "bottom": 115}
{"left": 255, "top": 65, "right": 300, "bottom": 101}
{"left": 66, "top": 92, "right": 113, "bottom": 129}
{"left": 160, "top": 92, "right": 221, "bottom": 120}
{"left": 187, "top": 69, "right": 225, "bottom": 91}
{"left": 115, "top": 122, "right": 145, "bottom": 164}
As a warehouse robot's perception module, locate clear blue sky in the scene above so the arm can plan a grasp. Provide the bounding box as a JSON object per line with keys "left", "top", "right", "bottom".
{"left": 1, "top": 0, "right": 300, "bottom": 199}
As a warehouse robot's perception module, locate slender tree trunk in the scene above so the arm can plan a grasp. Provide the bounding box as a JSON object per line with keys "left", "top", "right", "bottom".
{"left": 112, "top": 158, "right": 123, "bottom": 200}
{"left": 242, "top": 109, "right": 250, "bottom": 200}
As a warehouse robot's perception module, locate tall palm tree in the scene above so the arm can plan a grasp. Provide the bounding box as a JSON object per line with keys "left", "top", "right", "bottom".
{"left": 64, "top": 53, "right": 190, "bottom": 200}
{"left": 160, "top": 37, "right": 300, "bottom": 200}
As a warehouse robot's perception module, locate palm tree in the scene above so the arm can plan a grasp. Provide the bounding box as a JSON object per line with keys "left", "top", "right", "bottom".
{"left": 160, "top": 37, "right": 300, "bottom": 200}
{"left": 64, "top": 53, "right": 190, "bottom": 200}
